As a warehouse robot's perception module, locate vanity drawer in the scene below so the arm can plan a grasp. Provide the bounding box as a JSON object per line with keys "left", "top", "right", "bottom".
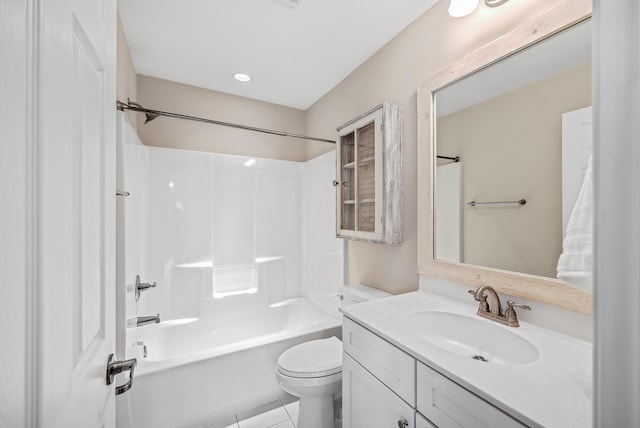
{"left": 417, "top": 362, "right": 526, "bottom": 428}
{"left": 343, "top": 317, "right": 416, "bottom": 406}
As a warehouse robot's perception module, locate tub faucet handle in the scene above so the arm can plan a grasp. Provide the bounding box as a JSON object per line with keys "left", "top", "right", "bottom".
{"left": 130, "top": 341, "right": 148, "bottom": 359}
{"left": 134, "top": 275, "right": 157, "bottom": 301}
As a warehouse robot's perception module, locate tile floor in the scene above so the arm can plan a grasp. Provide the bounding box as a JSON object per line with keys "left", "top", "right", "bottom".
{"left": 204, "top": 399, "right": 300, "bottom": 428}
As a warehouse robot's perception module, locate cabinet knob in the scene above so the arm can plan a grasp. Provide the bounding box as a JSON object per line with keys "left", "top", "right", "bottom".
{"left": 397, "top": 419, "right": 408, "bottom": 428}
{"left": 332, "top": 180, "right": 339, "bottom": 186}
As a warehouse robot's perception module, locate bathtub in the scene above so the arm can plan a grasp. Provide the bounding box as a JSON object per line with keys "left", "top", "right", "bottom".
{"left": 118, "top": 296, "right": 341, "bottom": 428}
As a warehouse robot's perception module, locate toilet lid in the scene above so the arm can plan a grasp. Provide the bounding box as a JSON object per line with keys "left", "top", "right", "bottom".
{"left": 277, "top": 337, "right": 342, "bottom": 378}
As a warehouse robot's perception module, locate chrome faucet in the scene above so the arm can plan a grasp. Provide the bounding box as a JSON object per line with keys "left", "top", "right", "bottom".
{"left": 468, "top": 286, "right": 530, "bottom": 327}
{"left": 128, "top": 314, "right": 161, "bottom": 327}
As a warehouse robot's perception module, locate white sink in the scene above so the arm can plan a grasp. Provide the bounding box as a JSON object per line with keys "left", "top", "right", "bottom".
{"left": 405, "top": 311, "right": 539, "bottom": 365}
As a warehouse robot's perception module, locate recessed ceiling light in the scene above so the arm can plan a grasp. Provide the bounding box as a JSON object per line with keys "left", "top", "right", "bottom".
{"left": 233, "top": 73, "right": 252, "bottom": 82}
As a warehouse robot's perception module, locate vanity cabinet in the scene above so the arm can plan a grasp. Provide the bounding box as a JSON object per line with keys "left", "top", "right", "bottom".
{"left": 343, "top": 317, "right": 527, "bottom": 428}
{"left": 335, "top": 103, "right": 402, "bottom": 244}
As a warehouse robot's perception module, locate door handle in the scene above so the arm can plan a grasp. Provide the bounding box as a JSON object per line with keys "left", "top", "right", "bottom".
{"left": 106, "top": 353, "right": 137, "bottom": 395}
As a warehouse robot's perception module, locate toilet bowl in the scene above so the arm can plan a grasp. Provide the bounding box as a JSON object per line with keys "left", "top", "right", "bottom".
{"left": 275, "top": 285, "right": 390, "bottom": 428}
{"left": 276, "top": 337, "right": 342, "bottom": 428}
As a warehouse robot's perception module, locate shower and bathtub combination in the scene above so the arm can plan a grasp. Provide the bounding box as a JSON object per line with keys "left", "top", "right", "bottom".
{"left": 115, "top": 113, "right": 344, "bottom": 428}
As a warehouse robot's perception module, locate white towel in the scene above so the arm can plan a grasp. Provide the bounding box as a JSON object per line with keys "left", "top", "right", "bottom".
{"left": 557, "top": 155, "right": 593, "bottom": 292}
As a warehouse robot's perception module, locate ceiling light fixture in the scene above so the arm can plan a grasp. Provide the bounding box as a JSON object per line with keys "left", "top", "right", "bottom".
{"left": 485, "top": 0, "right": 509, "bottom": 7}
{"left": 233, "top": 73, "right": 252, "bottom": 82}
{"left": 448, "top": 0, "right": 479, "bottom": 18}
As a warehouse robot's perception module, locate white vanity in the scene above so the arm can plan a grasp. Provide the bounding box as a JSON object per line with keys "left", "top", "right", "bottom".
{"left": 341, "top": 291, "right": 592, "bottom": 428}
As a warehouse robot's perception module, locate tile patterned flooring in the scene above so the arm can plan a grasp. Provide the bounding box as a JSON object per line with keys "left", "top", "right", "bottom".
{"left": 204, "top": 399, "right": 300, "bottom": 428}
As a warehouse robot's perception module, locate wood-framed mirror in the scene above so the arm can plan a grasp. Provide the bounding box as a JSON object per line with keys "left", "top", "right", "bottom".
{"left": 417, "top": 0, "right": 592, "bottom": 314}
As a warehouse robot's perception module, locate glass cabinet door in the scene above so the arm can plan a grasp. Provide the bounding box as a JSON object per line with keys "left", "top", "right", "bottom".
{"left": 336, "top": 103, "right": 402, "bottom": 244}
{"left": 340, "top": 131, "right": 356, "bottom": 231}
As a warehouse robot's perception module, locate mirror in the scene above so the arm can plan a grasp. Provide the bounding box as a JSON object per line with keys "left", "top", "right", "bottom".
{"left": 417, "top": 0, "right": 592, "bottom": 313}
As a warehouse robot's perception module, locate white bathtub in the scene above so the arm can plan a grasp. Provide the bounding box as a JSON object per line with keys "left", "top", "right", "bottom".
{"left": 118, "top": 297, "right": 341, "bottom": 428}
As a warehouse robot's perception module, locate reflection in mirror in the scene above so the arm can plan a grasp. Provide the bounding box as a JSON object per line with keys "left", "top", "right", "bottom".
{"left": 433, "top": 20, "right": 592, "bottom": 289}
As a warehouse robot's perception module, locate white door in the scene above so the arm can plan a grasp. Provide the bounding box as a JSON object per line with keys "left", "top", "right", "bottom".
{"left": 37, "top": 0, "right": 117, "bottom": 426}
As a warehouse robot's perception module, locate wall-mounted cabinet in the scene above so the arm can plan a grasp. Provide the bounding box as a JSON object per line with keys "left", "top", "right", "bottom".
{"left": 335, "top": 103, "right": 402, "bottom": 244}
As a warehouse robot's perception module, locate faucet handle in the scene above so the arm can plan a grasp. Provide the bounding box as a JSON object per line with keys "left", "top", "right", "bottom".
{"left": 468, "top": 288, "right": 482, "bottom": 301}
{"left": 504, "top": 300, "right": 531, "bottom": 327}
{"left": 506, "top": 300, "right": 531, "bottom": 311}
{"left": 469, "top": 288, "right": 490, "bottom": 313}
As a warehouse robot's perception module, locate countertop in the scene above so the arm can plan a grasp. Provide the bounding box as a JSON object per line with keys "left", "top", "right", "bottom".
{"left": 341, "top": 291, "right": 593, "bottom": 428}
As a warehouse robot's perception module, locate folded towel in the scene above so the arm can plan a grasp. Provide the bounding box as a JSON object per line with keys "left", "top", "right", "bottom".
{"left": 557, "top": 155, "right": 593, "bottom": 292}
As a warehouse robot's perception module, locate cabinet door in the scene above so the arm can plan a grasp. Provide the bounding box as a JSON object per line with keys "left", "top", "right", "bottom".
{"left": 417, "top": 363, "right": 526, "bottom": 428}
{"left": 343, "top": 353, "right": 415, "bottom": 428}
{"left": 336, "top": 107, "right": 383, "bottom": 240}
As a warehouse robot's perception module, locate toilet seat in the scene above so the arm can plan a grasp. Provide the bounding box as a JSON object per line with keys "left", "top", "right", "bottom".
{"left": 276, "top": 337, "right": 342, "bottom": 378}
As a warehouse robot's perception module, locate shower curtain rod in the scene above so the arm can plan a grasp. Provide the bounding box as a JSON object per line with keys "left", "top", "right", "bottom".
{"left": 116, "top": 100, "right": 336, "bottom": 144}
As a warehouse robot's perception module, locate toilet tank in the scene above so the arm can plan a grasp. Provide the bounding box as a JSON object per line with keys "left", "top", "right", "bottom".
{"left": 339, "top": 284, "right": 391, "bottom": 308}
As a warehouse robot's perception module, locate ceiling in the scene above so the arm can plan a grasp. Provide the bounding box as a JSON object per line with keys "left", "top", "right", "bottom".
{"left": 118, "top": 0, "right": 438, "bottom": 110}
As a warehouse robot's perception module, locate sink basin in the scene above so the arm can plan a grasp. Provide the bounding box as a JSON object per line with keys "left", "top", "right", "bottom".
{"left": 405, "top": 311, "right": 539, "bottom": 365}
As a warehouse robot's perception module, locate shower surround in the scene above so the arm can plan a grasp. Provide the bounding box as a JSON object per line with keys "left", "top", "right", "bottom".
{"left": 116, "top": 114, "right": 343, "bottom": 427}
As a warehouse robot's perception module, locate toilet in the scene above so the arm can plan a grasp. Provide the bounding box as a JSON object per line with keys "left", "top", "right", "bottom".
{"left": 275, "top": 284, "right": 390, "bottom": 428}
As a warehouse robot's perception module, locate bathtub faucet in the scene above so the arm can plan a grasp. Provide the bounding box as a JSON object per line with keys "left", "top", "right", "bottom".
{"left": 129, "top": 314, "right": 161, "bottom": 327}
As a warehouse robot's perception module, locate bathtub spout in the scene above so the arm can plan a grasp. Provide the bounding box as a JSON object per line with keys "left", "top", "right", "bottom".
{"left": 128, "top": 314, "right": 161, "bottom": 327}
